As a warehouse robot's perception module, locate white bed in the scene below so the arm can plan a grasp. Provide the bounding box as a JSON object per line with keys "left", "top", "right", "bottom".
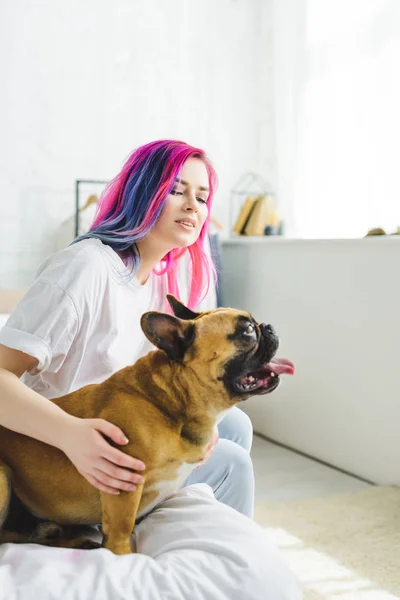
{"left": 0, "top": 484, "right": 301, "bottom": 600}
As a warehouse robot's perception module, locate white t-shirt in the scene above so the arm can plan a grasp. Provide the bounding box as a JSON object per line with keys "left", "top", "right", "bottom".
{"left": 0, "top": 239, "right": 168, "bottom": 399}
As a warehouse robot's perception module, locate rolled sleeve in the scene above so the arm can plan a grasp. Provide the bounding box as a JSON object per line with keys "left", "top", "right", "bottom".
{"left": 0, "top": 281, "right": 79, "bottom": 375}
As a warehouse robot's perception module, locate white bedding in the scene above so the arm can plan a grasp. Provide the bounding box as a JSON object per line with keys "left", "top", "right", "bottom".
{"left": 0, "top": 484, "right": 301, "bottom": 600}
{"left": 0, "top": 314, "right": 8, "bottom": 329}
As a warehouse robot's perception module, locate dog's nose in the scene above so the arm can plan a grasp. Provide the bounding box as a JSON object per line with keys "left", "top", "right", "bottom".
{"left": 260, "top": 323, "right": 279, "bottom": 356}
{"left": 261, "top": 323, "right": 276, "bottom": 337}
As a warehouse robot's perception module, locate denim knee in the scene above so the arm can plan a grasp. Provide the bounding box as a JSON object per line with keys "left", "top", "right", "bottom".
{"left": 184, "top": 438, "right": 255, "bottom": 518}
{"left": 238, "top": 410, "right": 254, "bottom": 452}
{"left": 218, "top": 407, "right": 254, "bottom": 452}
{"left": 214, "top": 439, "right": 255, "bottom": 518}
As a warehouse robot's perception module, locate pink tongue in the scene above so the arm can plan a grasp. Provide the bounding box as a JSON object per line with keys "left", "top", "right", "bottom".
{"left": 267, "top": 358, "right": 295, "bottom": 376}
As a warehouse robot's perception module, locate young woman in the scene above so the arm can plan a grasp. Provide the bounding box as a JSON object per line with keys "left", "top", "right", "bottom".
{"left": 0, "top": 140, "right": 254, "bottom": 518}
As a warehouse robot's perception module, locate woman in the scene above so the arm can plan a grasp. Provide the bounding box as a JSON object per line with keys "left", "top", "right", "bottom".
{"left": 0, "top": 140, "right": 254, "bottom": 518}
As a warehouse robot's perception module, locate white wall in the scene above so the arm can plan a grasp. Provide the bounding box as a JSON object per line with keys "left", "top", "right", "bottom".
{"left": 0, "top": 0, "right": 275, "bottom": 289}
{"left": 221, "top": 236, "right": 400, "bottom": 485}
{"left": 269, "top": 0, "right": 400, "bottom": 239}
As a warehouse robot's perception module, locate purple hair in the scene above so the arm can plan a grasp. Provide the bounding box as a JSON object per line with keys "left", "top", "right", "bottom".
{"left": 75, "top": 140, "right": 218, "bottom": 309}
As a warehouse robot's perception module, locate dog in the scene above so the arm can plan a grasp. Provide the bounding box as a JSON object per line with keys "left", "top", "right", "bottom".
{"left": 0, "top": 295, "right": 294, "bottom": 555}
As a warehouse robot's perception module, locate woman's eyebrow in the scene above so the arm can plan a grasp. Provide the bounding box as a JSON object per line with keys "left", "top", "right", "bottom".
{"left": 175, "top": 177, "right": 209, "bottom": 192}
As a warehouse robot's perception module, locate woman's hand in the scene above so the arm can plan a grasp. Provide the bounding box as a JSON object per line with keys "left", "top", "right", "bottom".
{"left": 59, "top": 416, "right": 146, "bottom": 495}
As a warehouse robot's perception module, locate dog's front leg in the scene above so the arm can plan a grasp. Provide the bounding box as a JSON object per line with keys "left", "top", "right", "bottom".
{"left": 100, "top": 482, "right": 144, "bottom": 555}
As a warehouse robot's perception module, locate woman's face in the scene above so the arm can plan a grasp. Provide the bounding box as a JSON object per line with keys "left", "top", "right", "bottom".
{"left": 151, "top": 157, "right": 210, "bottom": 250}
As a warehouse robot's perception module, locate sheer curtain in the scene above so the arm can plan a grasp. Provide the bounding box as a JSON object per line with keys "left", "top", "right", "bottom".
{"left": 271, "top": 0, "right": 400, "bottom": 238}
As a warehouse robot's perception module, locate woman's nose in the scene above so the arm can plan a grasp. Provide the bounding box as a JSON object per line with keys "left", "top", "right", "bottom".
{"left": 184, "top": 191, "right": 198, "bottom": 211}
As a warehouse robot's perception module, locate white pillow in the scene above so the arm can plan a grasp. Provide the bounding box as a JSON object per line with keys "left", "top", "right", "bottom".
{"left": 0, "top": 484, "right": 301, "bottom": 600}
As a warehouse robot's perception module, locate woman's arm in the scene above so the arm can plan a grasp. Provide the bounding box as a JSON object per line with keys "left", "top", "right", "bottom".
{"left": 0, "top": 344, "right": 145, "bottom": 495}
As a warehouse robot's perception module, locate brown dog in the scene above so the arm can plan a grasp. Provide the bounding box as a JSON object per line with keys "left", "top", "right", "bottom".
{"left": 0, "top": 295, "right": 294, "bottom": 555}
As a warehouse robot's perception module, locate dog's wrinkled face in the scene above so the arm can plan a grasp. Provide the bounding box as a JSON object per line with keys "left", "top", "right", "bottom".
{"left": 141, "top": 295, "right": 294, "bottom": 401}
{"left": 222, "top": 316, "right": 293, "bottom": 396}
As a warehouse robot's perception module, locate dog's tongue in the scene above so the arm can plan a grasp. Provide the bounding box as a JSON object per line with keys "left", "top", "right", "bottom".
{"left": 267, "top": 358, "right": 295, "bottom": 376}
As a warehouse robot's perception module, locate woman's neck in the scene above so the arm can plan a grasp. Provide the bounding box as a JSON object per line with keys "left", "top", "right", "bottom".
{"left": 135, "top": 237, "right": 173, "bottom": 285}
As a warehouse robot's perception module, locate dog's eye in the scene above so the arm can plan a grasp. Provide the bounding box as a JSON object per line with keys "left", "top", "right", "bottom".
{"left": 244, "top": 323, "right": 255, "bottom": 335}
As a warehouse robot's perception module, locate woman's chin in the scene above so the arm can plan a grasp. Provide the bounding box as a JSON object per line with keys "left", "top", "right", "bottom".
{"left": 172, "top": 231, "right": 199, "bottom": 248}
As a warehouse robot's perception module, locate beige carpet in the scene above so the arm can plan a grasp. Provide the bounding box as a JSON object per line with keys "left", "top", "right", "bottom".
{"left": 255, "top": 486, "right": 400, "bottom": 600}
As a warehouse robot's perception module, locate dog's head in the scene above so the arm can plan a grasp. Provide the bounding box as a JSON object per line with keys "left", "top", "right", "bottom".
{"left": 141, "top": 295, "right": 294, "bottom": 402}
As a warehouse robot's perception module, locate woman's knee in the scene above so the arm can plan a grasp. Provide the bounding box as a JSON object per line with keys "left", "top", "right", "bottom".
{"left": 219, "top": 438, "right": 254, "bottom": 480}
{"left": 187, "top": 439, "right": 254, "bottom": 489}
{"left": 218, "top": 407, "right": 254, "bottom": 452}
{"left": 214, "top": 439, "right": 255, "bottom": 517}
{"left": 238, "top": 410, "right": 254, "bottom": 452}
{"left": 183, "top": 439, "right": 255, "bottom": 518}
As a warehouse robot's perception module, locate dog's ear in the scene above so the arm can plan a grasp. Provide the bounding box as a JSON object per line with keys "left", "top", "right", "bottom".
{"left": 141, "top": 312, "right": 196, "bottom": 361}
{"left": 166, "top": 294, "right": 200, "bottom": 321}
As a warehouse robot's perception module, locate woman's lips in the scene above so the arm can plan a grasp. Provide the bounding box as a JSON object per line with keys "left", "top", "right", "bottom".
{"left": 175, "top": 219, "right": 196, "bottom": 230}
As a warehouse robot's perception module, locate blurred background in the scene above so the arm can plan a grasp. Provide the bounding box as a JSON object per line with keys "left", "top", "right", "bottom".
{"left": 1, "top": 0, "right": 272, "bottom": 287}
{"left": 2, "top": 0, "right": 400, "bottom": 288}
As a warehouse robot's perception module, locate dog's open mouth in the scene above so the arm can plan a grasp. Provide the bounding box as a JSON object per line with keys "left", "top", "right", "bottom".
{"left": 236, "top": 358, "right": 295, "bottom": 395}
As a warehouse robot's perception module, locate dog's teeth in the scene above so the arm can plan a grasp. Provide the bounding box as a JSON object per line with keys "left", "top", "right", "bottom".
{"left": 270, "top": 372, "right": 275, "bottom": 378}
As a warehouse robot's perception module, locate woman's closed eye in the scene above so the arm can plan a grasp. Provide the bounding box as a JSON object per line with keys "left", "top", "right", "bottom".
{"left": 170, "top": 189, "right": 208, "bottom": 204}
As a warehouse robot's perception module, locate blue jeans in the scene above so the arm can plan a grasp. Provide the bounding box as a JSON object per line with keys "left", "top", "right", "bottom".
{"left": 183, "top": 407, "right": 255, "bottom": 519}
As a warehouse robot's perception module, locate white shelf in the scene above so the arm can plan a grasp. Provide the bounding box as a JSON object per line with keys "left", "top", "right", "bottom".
{"left": 221, "top": 236, "right": 400, "bottom": 246}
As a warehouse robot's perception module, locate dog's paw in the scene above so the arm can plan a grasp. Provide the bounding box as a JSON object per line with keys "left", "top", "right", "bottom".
{"left": 35, "top": 521, "right": 63, "bottom": 541}
{"left": 73, "top": 537, "right": 102, "bottom": 550}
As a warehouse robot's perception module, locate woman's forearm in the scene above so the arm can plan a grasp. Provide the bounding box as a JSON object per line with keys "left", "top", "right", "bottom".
{"left": 0, "top": 368, "right": 145, "bottom": 494}
{"left": 0, "top": 368, "right": 74, "bottom": 448}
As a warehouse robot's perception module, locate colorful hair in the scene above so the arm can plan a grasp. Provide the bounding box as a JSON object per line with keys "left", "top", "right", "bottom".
{"left": 74, "top": 140, "right": 218, "bottom": 309}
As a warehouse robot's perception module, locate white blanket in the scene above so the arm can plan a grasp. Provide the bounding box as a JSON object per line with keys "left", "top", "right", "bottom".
{"left": 0, "top": 484, "right": 301, "bottom": 600}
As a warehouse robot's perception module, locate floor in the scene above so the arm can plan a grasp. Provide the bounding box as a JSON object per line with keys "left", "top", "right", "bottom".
{"left": 251, "top": 434, "right": 371, "bottom": 504}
